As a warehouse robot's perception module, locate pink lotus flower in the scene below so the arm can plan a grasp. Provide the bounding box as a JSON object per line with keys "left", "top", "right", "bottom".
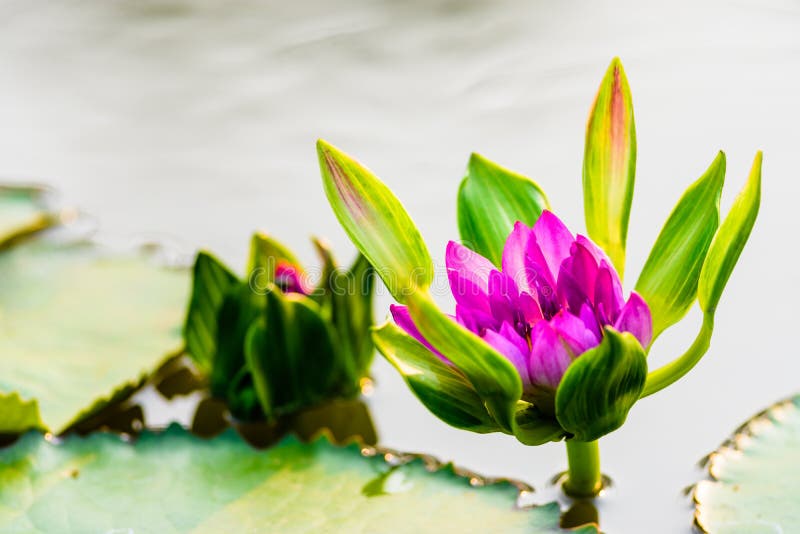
{"left": 392, "top": 211, "right": 652, "bottom": 397}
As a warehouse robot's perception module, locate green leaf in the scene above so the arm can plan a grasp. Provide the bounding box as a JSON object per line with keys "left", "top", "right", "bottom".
{"left": 247, "top": 231, "right": 305, "bottom": 291}
{"left": 183, "top": 251, "right": 239, "bottom": 372}
{"left": 513, "top": 403, "right": 566, "bottom": 446}
{"left": 0, "top": 427, "right": 591, "bottom": 533}
{"left": 457, "top": 153, "right": 550, "bottom": 266}
{"left": 0, "top": 393, "right": 44, "bottom": 435}
{"left": 318, "top": 139, "right": 433, "bottom": 303}
{"left": 0, "top": 185, "right": 56, "bottom": 249}
{"left": 582, "top": 57, "right": 637, "bottom": 277}
{"left": 694, "top": 395, "right": 800, "bottom": 533}
{"left": 406, "top": 291, "right": 521, "bottom": 433}
{"left": 0, "top": 237, "right": 188, "bottom": 433}
{"left": 330, "top": 252, "right": 376, "bottom": 380}
{"left": 699, "top": 151, "right": 762, "bottom": 314}
{"left": 555, "top": 329, "right": 647, "bottom": 442}
{"left": 372, "top": 321, "right": 498, "bottom": 433}
{"left": 244, "top": 289, "right": 339, "bottom": 421}
{"left": 210, "top": 282, "right": 265, "bottom": 403}
{"left": 635, "top": 152, "right": 725, "bottom": 339}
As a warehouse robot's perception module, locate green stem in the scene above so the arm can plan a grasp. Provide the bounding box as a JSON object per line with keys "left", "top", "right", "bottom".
{"left": 564, "top": 440, "right": 602, "bottom": 498}
{"left": 640, "top": 314, "right": 714, "bottom": 398}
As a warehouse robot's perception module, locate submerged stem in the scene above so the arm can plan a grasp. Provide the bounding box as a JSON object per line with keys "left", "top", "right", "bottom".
{"left": 564, "top": 440, "right": 602, "bottom": 498}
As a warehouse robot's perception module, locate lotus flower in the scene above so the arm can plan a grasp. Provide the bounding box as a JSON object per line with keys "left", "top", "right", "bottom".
{"left": 318, "top": 57, "right": 761, "bottom": 497}
{"left": 391, "top": 211, "right": 652, "bottom": 402}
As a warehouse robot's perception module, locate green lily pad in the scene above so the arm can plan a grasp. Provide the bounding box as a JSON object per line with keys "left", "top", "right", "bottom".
{"left": 694, "top": 395, "right": 800, "bottom": 533}
{"left": 0, "top": 185, "right": 56, "bottom": 248}
{"left": 0, "top": 236, "right": 189, "bottom": 434}
{"left": 0, "top": 426, "right": 595, "bottom": 533}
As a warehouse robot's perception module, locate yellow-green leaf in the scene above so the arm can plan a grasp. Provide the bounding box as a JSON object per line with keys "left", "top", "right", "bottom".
{"left": 699, "top": 152, "right": 762, "bottom": 314}
{"left": 582, "top": 57, "right": 637, "bottom": 277}
{"left": 635, "top": 152, "right": 725, "bottom": 339}
{"left": 318, "top": 140, "right": 433, "bottom": 303}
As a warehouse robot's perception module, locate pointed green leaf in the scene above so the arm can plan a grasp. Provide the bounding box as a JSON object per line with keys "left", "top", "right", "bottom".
{"left": 244, "top": 289, "right": 339, "bottom": 421}
{"left": 513, "top": 403, "right": 566, "bottom": 446}
{"left": 406, "top": 291, "right": 521, "bottom": 432}
{"left": 247, "top": 232, "right": 305, "bottom": 292}
{"left": 318, "top": 139, "right": 433, "bottom": 303}
{"left": 583, "top": 57, "right": 637, "bottom": 276}
{"left": 330, "top": 253, "right": 376, "bottom": 380}
{"left": 699, "top": 152, "right": 762, "bottom": 314}
{"left": 210, "top": 282, "right": 265, "bottom": 402}
{"left": 183, "top": 251, "right": 239, "bottom": 372}
{"left": 372, "top": 321, "right": 498, "bottom": 433}
{"left": 555, "top": 329, "right": 647, "bottom": 442}
{"left": 0, "top": 427, "right": 591, "bottom": 533}
{"left": 635, "top": 152, "right": 725, "bottom": 339}
{"left": 457, "top": 153, "right": 550, "bottom": 266}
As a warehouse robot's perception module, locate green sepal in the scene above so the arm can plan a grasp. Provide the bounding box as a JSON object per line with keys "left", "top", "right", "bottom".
{"left": 210, "top": 282, "right": 265, "bottom": 400}
{"left": 247, "top": 232, "right": 305, "bottom": 293}
{"left": 512, "top": 402, "right": 565, "bottom": 446}
{"left": 317, "top": 139, "right": 433, "bottom": 303}
{"left": 244, "top": 288, "right": 339, "bottom": 421}
{"left": 555, "top": 328, "right": 647, "bottom": 442}
{"left": 635, "top": 152, "right": 725, "bottom": 339}
{"left": 183, "top": 251, "right": 239, "bottom": 372}
{"left": 583, "top": 57, "right": 637, "bottom": 277}
{"left": 699, "top": 152, "right": 762, "bottom": 314}
{"left": 457, "top": 153, "right": 549, "bottom": 267}
{"left": 372, "top": 321, "right": 498, "bottom": 433}
{"left": 226, "top": 366, "right": 264, "bottom": 421}
{"left": 406, "top": 291, "right": 521, "bottom": 433}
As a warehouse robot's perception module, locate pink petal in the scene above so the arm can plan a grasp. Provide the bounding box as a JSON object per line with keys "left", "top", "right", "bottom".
{"left": 487, "top": 270, "right": 520, "bottom": 327}
{"left": 446, "top": 241, "right": 495, "bottom": 313}
{"left": 391, "top": 304, "right": 444, "bottom": 357}
{"left": 594, "top": 260, "right": 624, "bottom": 324}
{"left": 502, "top": 221, "right": 535, "bottom": 294}
{"left": 531, "top": 210, "right": 575, "bottom": 282}
{"left": 550, "top": 310, "right": 601, "bottom": 356}
{"left": 529, "top": 321, "right": 573, "bottom": 389}
{"left": 614, "top": 292, "right": 653, "bottom": 349}
{"left": 483, "top": 325, "right": 532, "bottom": 388}
{"left": 455, "top": 304, "right": 496, "bottom": 335}
{"left": 556, "top": 242, "right": 598, "bottom": 313}
{"left": 576, "top": 234, "right": 614, "bottom": 268}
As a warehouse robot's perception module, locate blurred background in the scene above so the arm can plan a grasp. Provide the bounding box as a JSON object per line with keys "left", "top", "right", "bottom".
{"left": 1, "top": 0, "right": 797, "bottom": 531}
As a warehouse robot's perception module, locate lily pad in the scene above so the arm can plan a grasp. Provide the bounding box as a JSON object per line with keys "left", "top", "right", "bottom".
{"left": 694, "top": 395, "right": 800, "bottom": 533}
{"left": 0, "top": 426, "right": 595, "bottom": 533}
{"left": 0, "top": 236, "right": 189, "bottom": 434}
{"left": 0, "top": 185, "right": 56, "bottom": 247}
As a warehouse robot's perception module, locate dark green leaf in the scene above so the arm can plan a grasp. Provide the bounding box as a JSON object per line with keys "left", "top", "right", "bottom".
{"left": 184, "top": 251, "right": 239, "bottom": 372}
{"left": 457, "top": 153, "right": 549, "bottom": 267}
{"left": 372, "top": 321, "right": 498, "bottom": 433}
{"left": 210, "top": 282, "right": 265, "bottom": 400}
{"left": 635, "top": 152, "right": 725, "bottom": 339}
{"left": 513, "top": 403, "right": 565, "bottom": 446}
{"left": 555, "top": 329, "right": 647, "bottom": 442}
{"left": 244, "top": 289, "right": 339, "bottom": 421}
{"left": 406, "top": 291, "right": 521, "bottom": 433}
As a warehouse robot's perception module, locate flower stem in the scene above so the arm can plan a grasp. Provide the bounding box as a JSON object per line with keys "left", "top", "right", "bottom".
{"left": 564, "top": 440, "right": 602, "bottom": 498}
